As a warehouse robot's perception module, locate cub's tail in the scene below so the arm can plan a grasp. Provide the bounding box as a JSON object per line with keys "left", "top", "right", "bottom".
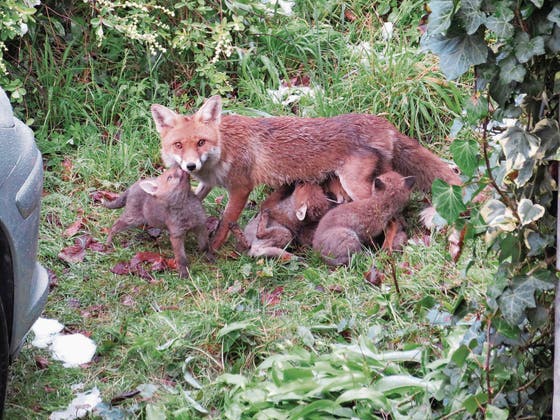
{"left": 392, "top": 133, "right": 461, "bottom": 192}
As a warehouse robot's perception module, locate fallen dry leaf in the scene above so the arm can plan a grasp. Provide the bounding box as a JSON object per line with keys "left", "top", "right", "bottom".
{"left": 61, "top": 157, "right": 74, "bottom": 181}
{"left": 35, "top": 355, "right": 50, "bottom": 370}
{"left": 63, "top": 209, "right": 85, "bottom": 238}
{"left": 111, "top": 389, "right": 140, "bottom": 405}
{"left": 261, "top": 286, "right": 283, "bottom": 306}
{"left": 364, "top": 267, "right": 384, "bottom": 287}
{"left": 121, "top": 295, "right": 136, "bottom": 307}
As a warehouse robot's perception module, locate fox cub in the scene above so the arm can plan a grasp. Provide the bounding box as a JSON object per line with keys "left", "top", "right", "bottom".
{"left": 103, "top": 166, "right": 212, "bottom": 278}
{"left": 312, "top": 171, "right": 415, "bottom": 266}
{"left": 231, "top": 182, "right": 332, "bottom": 260}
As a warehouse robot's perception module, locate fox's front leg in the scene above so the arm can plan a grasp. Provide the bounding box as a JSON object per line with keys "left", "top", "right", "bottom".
{"left": 195, "top": 183, "right": 213, "bottom": 200}
{"left": 170, "top": 234, "right": 189, "bottom": 278}
{"left": 211, "top": 187, "right": 251, "bottom": 250}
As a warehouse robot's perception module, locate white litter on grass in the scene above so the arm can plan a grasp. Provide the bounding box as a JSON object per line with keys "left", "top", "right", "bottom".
{"left": 382, "top": 22, "right": 394, "bottom": 41}
{"left": 267, "top": 85, "right": 321, "bottom": 107}
{"left": 49, "top": 387, "right": 101, "bottom": 420}
{"left": 261, "top": 0, "right": 294, "bottom": 16}
{"left": 51, "top": 334, "right": 97, "bottom": 368}
{"left": 31, "top": 317, "right": 97, "bottom": 368}
{"left": 31, "top": 317, "right": 64, "bottom": 348}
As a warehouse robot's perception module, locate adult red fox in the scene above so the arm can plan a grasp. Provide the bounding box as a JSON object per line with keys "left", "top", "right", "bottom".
{"left": 151, "top": 96, "right": 460, "bottom": 250}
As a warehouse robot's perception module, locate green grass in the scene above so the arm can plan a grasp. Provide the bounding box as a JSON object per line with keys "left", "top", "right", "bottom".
{"left": 4, "top": 1, "right": 494, "bottom": 418}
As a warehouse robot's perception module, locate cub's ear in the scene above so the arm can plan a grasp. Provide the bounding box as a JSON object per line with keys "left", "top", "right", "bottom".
{"left": 296, "top": 203, "right": 308, "bottom": 221}
{"left": 195, "top": 95, "right": 222, "bottom": 124}
{"left": 374, "top": 177, "right": 386, "bottom": 191}
{"left": 404, "top": 176, "right": 416, "bottom": 190}
{"left": 139, "top": 180, "right": 159, "bottom": 196}
{"left": 151, "top": 104, "right": 179, "bottom": 134}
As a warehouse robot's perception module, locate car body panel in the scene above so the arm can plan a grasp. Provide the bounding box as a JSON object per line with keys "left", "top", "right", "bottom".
{"left": 0, "top": 88, "right": 49, "bottom": 358}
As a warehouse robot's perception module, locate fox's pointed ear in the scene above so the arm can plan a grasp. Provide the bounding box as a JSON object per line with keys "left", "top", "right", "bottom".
{"left": 139, "top": 180, "right": 159, "bottom": 196}
{"left": 296, "top": 203, "right": 308, "bottom": 221}
{"left": 374, "top": 177, "right": 386, "bottom": 191}
{"left": 151, "top": 104, "right": 179, "bottom": 134}
{"left": 195, "top": 96, "right": 222, "bottom": 124}
{"left": 404, "top": 176, "right": 416, "bottom": 190}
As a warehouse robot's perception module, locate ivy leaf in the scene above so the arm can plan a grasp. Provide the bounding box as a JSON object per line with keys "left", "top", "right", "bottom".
{"left": 499, "top": 55, "right": 526, "bottom": 84}
{"left": 548, "top": 4, "right": 560, "bottom": 25}
{"left": 457, "top": 0, "right": 486, "bottom": 35}
{"left": 485, "top": 4, "right": 514, "bottom": 39}
{"left": 529, "top": 0, "right": 543, "bottom": 7}
{"left": 498, "top": 126, "right": 540, "bottom": 172}
{"left": 498, "top": 283, "right": 536, "bottom": 325}
{"left": 480, "top": 199, "right": 517, "bottom": 232}
{"left": 450, "top": 139, "right": 479, "bottom": 177}
{"left": 524, "top": 230, "right": 553, "bottom": 257}
{"left": 427, "top": 0, "right": 455, "bottom": 34}
{"left": 517, "top": 198, "right": 545, "bottom": 226}
{"left": 485, "top": 404, "right": 509, "bottom": 420}
{"left": 422, "top": 32, "right": 488, "bottom": 80}
{"left": 432, "top": 179, "right": 466, "bottom": 223}
{"left": 514, "top": 33, "right": 545, "bottom": 63}
{"left": 547, "top": 24, "right": 560, "bottom": 52}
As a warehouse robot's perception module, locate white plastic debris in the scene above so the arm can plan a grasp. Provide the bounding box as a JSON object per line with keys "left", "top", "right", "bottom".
{"left": 382, "top": 22, "right": 394, "bottom": 41}
{"left": 49, "top": 387, "right": 101, "bottom": 420}
{"left": 261, "top": 0, "right": 294, "bottom": 16}
{"left": 51, "top": 334, "right": 97, "bottom": 368}
{"left": 31, "top": 317, "right": 64, "bottom": 348}
{"left": 267, "top": 85, "right": 321, "bottom": 106}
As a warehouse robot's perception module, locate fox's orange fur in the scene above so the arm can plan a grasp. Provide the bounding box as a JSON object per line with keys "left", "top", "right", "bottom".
{"left": 151, "top": 96, "right": 460, "bottom": 250}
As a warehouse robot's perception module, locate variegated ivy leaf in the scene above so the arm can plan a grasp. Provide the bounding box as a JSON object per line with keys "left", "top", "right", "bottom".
{"left": 524, "top": 230, "right": 553, "bottom": 257}
{"left": 480, "top": 199, "right": 517, "bottom": 232}
{"left": 517, "top": 198, "right": 545, "bottom": 226}
{"left": 497, "top": 126, "right": 540, "bottom": 171}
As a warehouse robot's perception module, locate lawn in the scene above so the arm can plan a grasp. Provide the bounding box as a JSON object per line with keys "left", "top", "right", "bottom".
{"left": 4, "top": 1, "right": 496, "bottom": 418}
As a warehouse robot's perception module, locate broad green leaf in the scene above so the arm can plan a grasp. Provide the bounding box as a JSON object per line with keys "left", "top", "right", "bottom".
{"left": 451, "top": 344, "right": 470, "bottom": 367}
{"left": 182, "top": 390, "right": 209, "bottom": 414}
{"left": 464, "top": 392, "right": 488, "bottom": 414}
{"left": 427, "top": 0, "right": 455, "bottom": 34}
{"left": 373, "top": 375, "right": 440, "bottom": 394}
{"left": 524, "top": 230, "right": 551, "bottom": 256}
{"left": 464, "top": 94, "right": 489, "bottom": 124}
{"left": 282, "top": 367, "right": 313, "bottom": 381}
{"left": 288, "top": 400, "right": 340, "bottom": 419}
{"left": 296, "top": 326, "right": 315, "bottom": 348}
{"left": 216, "top": 373, "right": 248, "bottom": 388}
{"left": 217, "top": 320, "right": 254, "bottom": 338}
{"left": 335, "top": 388, "right": 390, "bottom": 410}
{"left": 548, "top": 25, "right": 560, "bottom": 52}
{"left": 485, "top": 404, "right": 509, "bottom": 419}
{"left": 422, "top": 32, "right": 488, "bottom": 80}
{"left": 548, "top": 4, "right": 560, "bottom": 24}
{"left": 533, "top": 118, "right": 560, "bottom": 160}
{"left": 514, "top": 33, "right": 545, "bottom": 63}
{"left": 145, "top": 404, "right": 167, "bottom": 420}
{"left": 497, "top": 126, "right": 540, "bottom": 171}
{"left": 529, "top": 0, "right": 543, "bottom": 7}
{"left": 450, "top": 139, "right": 479, "bottom": 177}
{"left": 432, "top": 179, "right": 466, "bottom": 223}
{"left": 485, "top": 4, "right": 514, "bottom": 39}
{"left": 499, "top": 55, "right": 526, "bottom": 84}
{"left": 457, "top": 0, "right": 486, "bottom": 34}
{"left": 480, "top": 199, "right": 517, "bottom": 232}
{"left": 517, "top": 198, "right": 545, "bottom": 225}
{"left": 499, "top": 283, "right": 536, "bottom": 325}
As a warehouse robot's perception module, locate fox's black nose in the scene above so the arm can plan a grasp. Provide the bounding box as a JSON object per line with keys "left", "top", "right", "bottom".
{"left": 186, "top": 163, "right": 197, "bottom": 172}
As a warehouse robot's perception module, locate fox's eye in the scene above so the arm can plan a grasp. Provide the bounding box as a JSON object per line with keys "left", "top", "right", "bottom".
{"left": 167, "top": 176, "right": 173, "bottom": 182}
{"left": 197, "top": 139, "right": 206, "bottom": 147}
{"left": 174, "top": 142, "right": 182, "bottom": 150}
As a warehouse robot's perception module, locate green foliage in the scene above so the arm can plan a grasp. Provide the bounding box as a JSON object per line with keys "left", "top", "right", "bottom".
{"left": 427, "top": 0, "right": 560, "bottom": 416}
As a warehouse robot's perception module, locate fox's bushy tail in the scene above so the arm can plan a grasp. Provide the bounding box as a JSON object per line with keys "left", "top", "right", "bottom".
{"left": 392, "top": 134, "right": 461, "bottom": 192}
